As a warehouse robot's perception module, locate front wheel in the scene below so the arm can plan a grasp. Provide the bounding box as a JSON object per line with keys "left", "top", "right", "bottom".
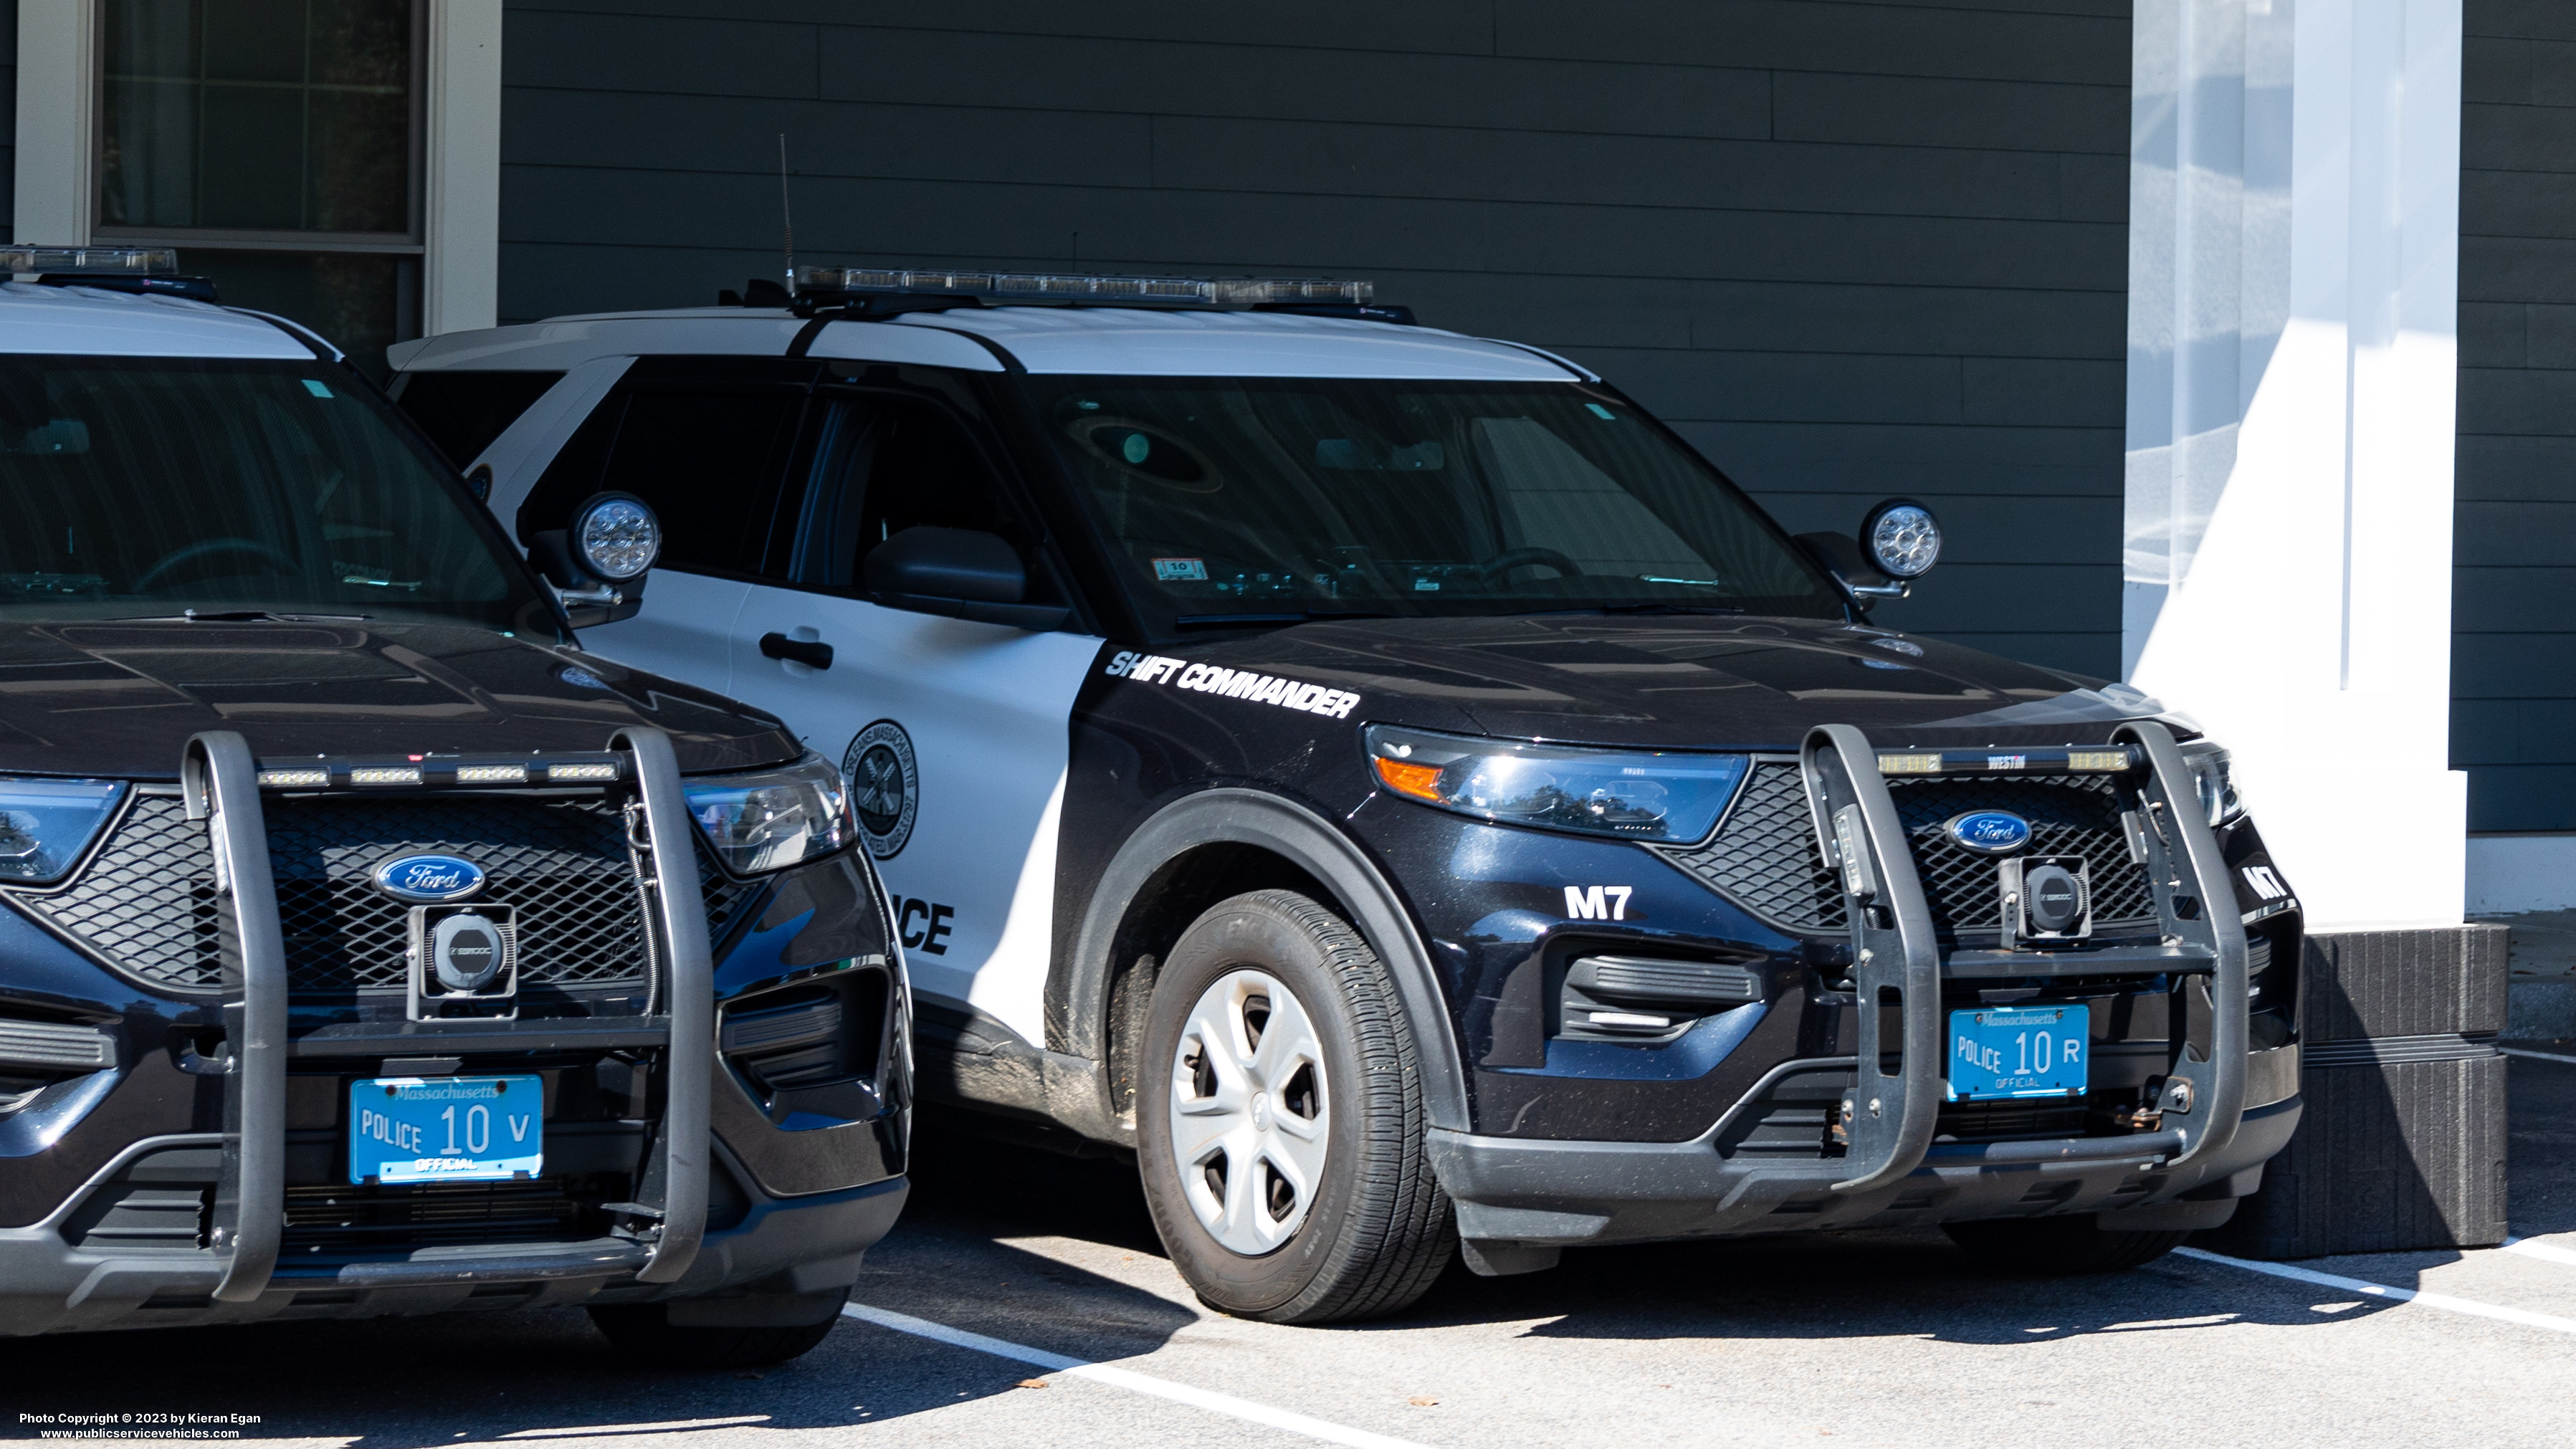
{"left": 1943, "top": 1214, "right": 2188, "bottom": 1274}
{"left": 1136, "top": 889, "right": 1454, "bottom": 1324}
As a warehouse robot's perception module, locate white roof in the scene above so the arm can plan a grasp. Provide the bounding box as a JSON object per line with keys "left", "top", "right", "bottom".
{"left": 391, "top": 302, "right": 1591, "bottom": 383}
{"left": 0, "top": 281, "right": 315, "bottom": 359}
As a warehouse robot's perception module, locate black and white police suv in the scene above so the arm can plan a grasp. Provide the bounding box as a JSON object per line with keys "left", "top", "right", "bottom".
{"left": 0, "top": 251, "right": 909, "bottom": 1366}
{"left": 394, "top": 267, "right": 2304, "bottom": 1324}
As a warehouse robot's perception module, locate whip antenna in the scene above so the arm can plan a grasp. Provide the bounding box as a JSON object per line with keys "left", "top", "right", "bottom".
{"left": 778, "top": 133, "right": 796, "bottom": 297}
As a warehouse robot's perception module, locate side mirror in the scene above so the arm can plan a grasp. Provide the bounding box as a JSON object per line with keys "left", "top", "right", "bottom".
{"left": 1798, "top": 498, "right": 1942, "bottom": 606}
{"left": 862, "top": 526, "right": 1069, "bottom": 631}
{"left": 531, "top": 491, "right": 659, "bottom": 628}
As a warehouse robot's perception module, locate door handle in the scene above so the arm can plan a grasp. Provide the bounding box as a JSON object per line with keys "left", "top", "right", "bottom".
{"left": 759, "top": 632, "right": 834, "bottom": 670}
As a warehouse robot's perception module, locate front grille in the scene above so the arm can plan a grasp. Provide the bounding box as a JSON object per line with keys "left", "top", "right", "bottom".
{"left": 268, "top": 795, "right": 647, "bottom": 993}
{"left": 1654, "top": 761, "right": 2158, "bottom": 942}
{"left": 1885, "top": 773, "right": 2157, "bottom": 937}
{"left": 281, "top": 1175, "right": 605, "bottom": 1255}
{"left": 7, "top": 792, "right": 762, "bottom": 995}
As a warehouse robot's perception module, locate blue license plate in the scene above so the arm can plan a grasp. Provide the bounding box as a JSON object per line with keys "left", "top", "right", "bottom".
{"left": 348, "top": 1076, "right": 543, "bottom": 1185}
{"left": 1946, "top": 1005, "right": 2089, "bottom": 1101}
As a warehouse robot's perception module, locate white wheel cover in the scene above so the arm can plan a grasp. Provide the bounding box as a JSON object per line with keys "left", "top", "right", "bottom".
{"left": 1167, "top": 968, "right": 1330, "bottom": 1256}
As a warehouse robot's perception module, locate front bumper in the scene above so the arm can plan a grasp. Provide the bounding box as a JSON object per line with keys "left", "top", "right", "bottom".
{"left": 1433, "top": 1081, "right": 2298, "bottom": 1250}
{"left": 0, "top": 1133, "right": 905, "bottom": 1335}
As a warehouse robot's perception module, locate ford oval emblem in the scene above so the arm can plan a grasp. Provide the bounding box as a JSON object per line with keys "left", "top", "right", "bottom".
{"left": 374, "top": 853, "right": 485, "bottom": 902}
{"left": 1945, "top": 810, "right": 2033, "bottom": 855}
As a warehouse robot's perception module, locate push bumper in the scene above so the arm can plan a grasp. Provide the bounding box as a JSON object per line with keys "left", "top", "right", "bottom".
{"left": 1433, "top": 720, "right": 2302, "bottom": 1263}
{"left": 0, "top": 727, "right": 907, "bottom": 1336}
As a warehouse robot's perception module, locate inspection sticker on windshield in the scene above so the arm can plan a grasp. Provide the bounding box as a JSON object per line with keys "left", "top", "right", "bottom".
{"left": 1153, "top": 558, "right": 1208, "bottom": 581}
{"left": 1104, "top": 651, "right": 1361, "bottom": 720}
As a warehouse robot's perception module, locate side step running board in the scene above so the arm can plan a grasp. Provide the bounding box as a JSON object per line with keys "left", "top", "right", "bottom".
{"left": 1800, "top": 719, "right": 2251, "bottom": 1192}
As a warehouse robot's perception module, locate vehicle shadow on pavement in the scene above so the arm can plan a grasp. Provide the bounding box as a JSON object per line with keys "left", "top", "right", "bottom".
{"left": 1396, "top": 1227, "right": 2410, "bottom": 1345}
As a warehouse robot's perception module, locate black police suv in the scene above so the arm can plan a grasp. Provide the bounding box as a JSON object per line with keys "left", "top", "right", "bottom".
{"left": 392, "top": 268, "right": 2305, "bottom": 1326}
{"left": 0, "top": 268, "right": 908, "bottom": 1365}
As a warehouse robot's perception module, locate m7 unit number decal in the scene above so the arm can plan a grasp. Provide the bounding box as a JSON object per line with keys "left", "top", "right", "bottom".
{"left": 1564, "top": 885, "right": 1635, "bottom": 921}
{"left": 1105, "top": 651, "right": 1362, "bottom": 720}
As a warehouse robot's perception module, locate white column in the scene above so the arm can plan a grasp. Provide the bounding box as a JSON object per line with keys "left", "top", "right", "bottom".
{"left": 424, "top": 0, "right": 503, "bottom": 335}
{"left": 2124, "top": 0, "right": 2466, "bottom": 930}
{"left": 12, "top": 0, "right": 98, "bottom": 246}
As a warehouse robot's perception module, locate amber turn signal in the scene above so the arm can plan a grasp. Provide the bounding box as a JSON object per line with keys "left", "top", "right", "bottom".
{"left": 1372, "top": 755, "right": 1444, "bottom": 801}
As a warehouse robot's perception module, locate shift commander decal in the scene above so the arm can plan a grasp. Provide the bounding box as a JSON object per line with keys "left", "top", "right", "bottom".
{"left": 1104, "top": 651, "right": 1363, "bottom": 719}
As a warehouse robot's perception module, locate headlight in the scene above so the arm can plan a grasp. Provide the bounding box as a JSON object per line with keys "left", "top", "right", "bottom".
{"left": 2182, "top": 740, "right": 2245, "bottom": 828}
{"left": 684, "top": 754, "right": 851, "bottom": 874}
{"left": 1364, "top": 724, "right": 1747, "bottom": 843}
{"left": 0, "top": 778, "right": 125, "bottom": 884}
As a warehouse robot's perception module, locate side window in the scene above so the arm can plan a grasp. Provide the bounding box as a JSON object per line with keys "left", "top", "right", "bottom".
{"left": 391, "top": 370, "right": 566, "bottom": 469}
{"left": 791, "top": 397, "right": 1059, "bottom": 601}
{"left": 521, "top": 388, "right": 801, "bottom": 577}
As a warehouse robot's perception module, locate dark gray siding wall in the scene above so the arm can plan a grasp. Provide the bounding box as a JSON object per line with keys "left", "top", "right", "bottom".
{"left": 2457, "top": 1, "right": 2576, "bottom": 831}
{"left": 500, "top": 0, "right": 2133, "bottom": 674}
{"left": 1, "top": 0, "right": 16, "bottom": 241}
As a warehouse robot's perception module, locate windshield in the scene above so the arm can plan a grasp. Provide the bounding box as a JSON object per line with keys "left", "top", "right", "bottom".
{"left": 1027, "top": 376, "right": 1844, "bottom": 633}
{"left": 0, "top": 355, "right": 546, "bottom": 628}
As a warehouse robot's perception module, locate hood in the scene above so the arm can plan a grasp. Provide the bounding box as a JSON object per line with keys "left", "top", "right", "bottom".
{"left": 1203, "top": 615, "right": 2190, "bottom": 750}
{"left": 0, "top": 620, "right": 800, "bottom": 780}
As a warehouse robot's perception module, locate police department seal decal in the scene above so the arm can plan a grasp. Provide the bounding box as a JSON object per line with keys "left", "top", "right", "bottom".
{"left": 843, "top": 719, "right": 918, "bottom": 859}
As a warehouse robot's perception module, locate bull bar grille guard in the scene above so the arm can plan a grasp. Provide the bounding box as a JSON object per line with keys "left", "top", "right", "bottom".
{"left": 1799, "top": 719, "right": 2249, "bottom": 1193}
{"left": 188, "top": 726, "right": 715, "bottom": 1304}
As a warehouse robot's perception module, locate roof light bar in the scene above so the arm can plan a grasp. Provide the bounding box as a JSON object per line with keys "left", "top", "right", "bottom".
{"left": 3, "top": 247, "right": 178, "bottom": 274}
{"left": 794, "top": 267, "right": 1372, "bottom": 307}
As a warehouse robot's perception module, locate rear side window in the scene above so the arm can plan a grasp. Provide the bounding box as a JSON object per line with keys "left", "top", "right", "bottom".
{"left": 393, "top": 370, "right": 565, "bottom": 468}
{"left": 520, "top": 387, "right": 801, "bottom": 577}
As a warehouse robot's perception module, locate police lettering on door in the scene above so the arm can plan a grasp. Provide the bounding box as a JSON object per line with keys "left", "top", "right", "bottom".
{"left": 892, "top": 896, "right": 954, "bottom": 955}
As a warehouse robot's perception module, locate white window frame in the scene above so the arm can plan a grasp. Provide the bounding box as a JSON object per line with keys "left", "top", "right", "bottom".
{"left": 10, "top": 0, "right": 500, "bottom": 336}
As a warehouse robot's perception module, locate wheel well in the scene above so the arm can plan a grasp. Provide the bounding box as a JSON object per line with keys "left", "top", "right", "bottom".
{"left": 1099, "top": 843, "right": 1335, "bottom": 1131}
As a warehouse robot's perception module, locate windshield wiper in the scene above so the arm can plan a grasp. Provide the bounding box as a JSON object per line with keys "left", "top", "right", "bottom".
{"left": 111, "top": 609, "right": 376, "bottom": 623}
{"left": 1173, "top": 610, "right": 1396, "bottom": 629}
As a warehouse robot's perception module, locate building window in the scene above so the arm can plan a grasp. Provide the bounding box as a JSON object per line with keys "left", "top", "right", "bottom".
{"left": 96, "top": 0, "right": 423, "bottom": 377}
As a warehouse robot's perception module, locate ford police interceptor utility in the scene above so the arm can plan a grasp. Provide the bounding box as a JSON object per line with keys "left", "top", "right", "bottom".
{"left": 0, "top": 250, "right": 909, "bottom": 1366}
{"left": 393, "top": 267, "right": 2304, "bottom": 1325}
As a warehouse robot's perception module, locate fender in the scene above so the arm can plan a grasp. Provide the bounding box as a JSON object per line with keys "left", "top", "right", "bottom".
{"left": 1050, "top": 788, "right": 1471, "bottom": 1135}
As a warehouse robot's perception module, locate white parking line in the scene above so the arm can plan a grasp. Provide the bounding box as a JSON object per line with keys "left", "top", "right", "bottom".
{"left": 2503, "top": 1235, "right": 2576, "bottom": 1268}
{"left": 2499, "top": 1046, "right": 2576, "bottom": 1066}
{"left": 842, "top": 1302, "right": 1437, "bottom": 1449}
{"left": 2175, "top": 1247, "right": 2576, "bottom": 1334}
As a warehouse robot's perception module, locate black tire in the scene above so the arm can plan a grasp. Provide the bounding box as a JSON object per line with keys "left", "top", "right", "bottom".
{"left": 1943, "top": 1214, "right": 2189, "bottom": 1274}
{"left": 586, "top": 1301, "right": 841, "bottom": 1369}
{"left": 1136, "top": 889, "right": 1455, "bottom": 1324}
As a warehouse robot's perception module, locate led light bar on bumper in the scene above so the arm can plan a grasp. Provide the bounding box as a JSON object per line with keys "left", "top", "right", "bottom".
{"left": 1365, "top": 725, "right": 1747, "bottom": 843}
{"left": 684, "top": 753, "right": 854, "bottom": 874}
{"left": 794, "top": 267, "right": 1372, "bottom": 307}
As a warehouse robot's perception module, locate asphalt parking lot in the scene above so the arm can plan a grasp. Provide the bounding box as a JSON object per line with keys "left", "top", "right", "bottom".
{"left": 14, "top": 1058, "right": 2576, "bottom": 1449}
